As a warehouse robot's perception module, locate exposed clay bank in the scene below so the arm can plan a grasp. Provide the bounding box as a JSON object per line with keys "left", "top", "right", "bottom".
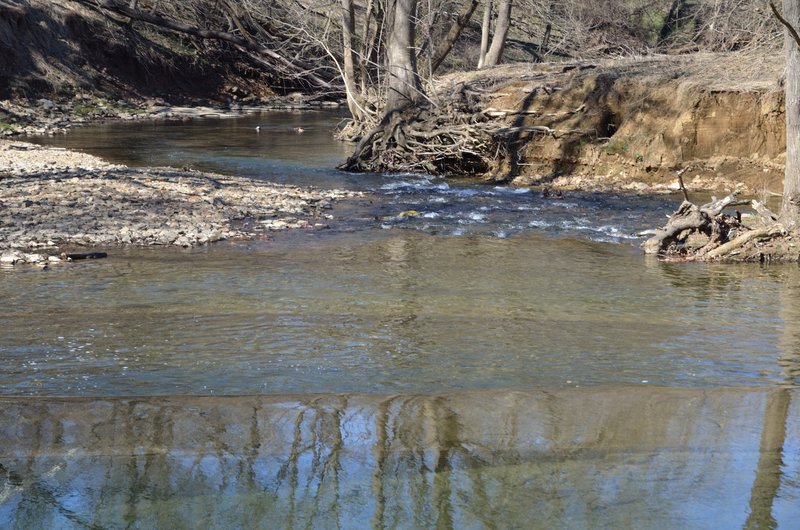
{"left": 435, "top": 54, "right": 787, "bottom": 194}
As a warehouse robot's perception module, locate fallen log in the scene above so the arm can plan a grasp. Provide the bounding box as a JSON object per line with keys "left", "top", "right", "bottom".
{"left": 703, "top": 226, "right": 780, "bottom": 259}
{"left": 641, "top": 188, "right": 794, "bottom": 261}
{"left": 61, "top": 252, "right": 108, "bottom": 261}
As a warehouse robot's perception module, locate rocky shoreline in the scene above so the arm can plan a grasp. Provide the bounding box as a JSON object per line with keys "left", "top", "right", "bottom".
{"left": 0, "top": 140, "right": 359, "bottom": 267}
{"left": 0, "top": 93, "right": 342, "bottom": 138}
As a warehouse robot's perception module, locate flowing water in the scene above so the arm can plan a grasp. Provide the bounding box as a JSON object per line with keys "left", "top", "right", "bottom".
{"left": 2, "top": 111, "right": 799, "bottom": 528}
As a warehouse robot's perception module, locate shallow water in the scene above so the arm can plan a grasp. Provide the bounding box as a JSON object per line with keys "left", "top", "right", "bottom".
{"left": 29, "top": 110, "right": 676, "bottom": 241}
{"left": 2, "top": 233, "right": 800, "bottom": 396}
{"left": 6, "top": 111, "right": 800, "bottom": 527}
{"left": 1, "top": 388, "right": 798, "bottom": 529}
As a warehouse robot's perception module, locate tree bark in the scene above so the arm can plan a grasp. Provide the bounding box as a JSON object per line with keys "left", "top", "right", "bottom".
{"left": 482, "top": 0, "right": 512, "bottom": 67}
{"left": 385, "top": 0, "right": 421, "bottom": 113}
{"left": 340, "top": 0, "right": 363, "bottom": 120}
{"left": 430, "top": 0, "right": 480, "bottom": 74}
{"left": 782, "top": 0, "right": 800, "bottom": 223}
{"left": 477, "top": 0, "right": 492, "bottom": 68}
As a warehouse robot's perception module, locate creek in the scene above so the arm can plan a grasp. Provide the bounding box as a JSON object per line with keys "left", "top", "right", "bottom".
{"left": 2, "top": 111, "right": 799, "bottom": 528}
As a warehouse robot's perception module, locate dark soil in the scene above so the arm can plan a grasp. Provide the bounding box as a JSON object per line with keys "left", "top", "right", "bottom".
{"left": 0, "top": 0, "right": 283, "bottom": 104}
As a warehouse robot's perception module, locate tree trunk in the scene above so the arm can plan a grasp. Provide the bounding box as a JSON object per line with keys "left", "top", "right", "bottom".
{"left": 340, "top": 0, "right": 363, "bottom": 120}
{"left": 359, "top": 0, "right": 380, "bottom": 96}
{"left": 477, "top": 0, "right": 492, "bottom": 68}
{"left": 539, "top": 22, "right": 551, "bottom": 54}
{"left": 385, "top": 0, "right": 421, "bottom": 113}
{"left": 482, "top": 0, "right": 512, "bottom": 67}
{"left": 430, "top": 0, "right": 480, "bottom": 74}
{"left": 659, "top": 0, "right": 685, "bottom": 44}
{"left": 783, "top": 0, "right": 800, "bottom": 223}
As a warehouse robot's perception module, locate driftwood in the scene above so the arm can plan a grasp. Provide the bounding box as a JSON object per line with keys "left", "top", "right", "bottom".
{"left": 642, "top": 192, "right": 784, "bottom": 260}
{"left": 703, "top": 226, "right": 779, "bottom": 259}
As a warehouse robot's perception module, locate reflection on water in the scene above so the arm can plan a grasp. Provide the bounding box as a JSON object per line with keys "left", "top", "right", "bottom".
{"left": 28, "top": 110, "right": 679, "bottom": 242}
{"left": 29, "top": 110, "right": 354, "bottom": 188}
{"left": 14, "top": 111, "right": 800, "bottom": 526}
{"left": 2, "top": 232, "right": 800, "bottom": 395}
{"left": 1, "top": 388, "right": 798, "bottom": 528}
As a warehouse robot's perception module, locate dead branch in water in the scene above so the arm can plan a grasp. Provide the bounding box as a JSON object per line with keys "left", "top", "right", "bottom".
{"left": 642, "top": 192, "right": 788, "bottom": 260}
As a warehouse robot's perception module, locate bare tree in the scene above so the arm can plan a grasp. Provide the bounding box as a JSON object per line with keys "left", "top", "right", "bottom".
{"left": 482, "top": 0, "right": 512, "bottom": 66}
{"left": 772, "top": 0, "right": 800, "bottom": 223}
{"left": 385, "top": 0, "right": 422, "bottom": 112}
{"left": 477, "top": 0, "right": 493, "bottom": 67}
{"left": 476, "top": 0, "right": 513, "bottom": 68}
{"left": 340, "top": 0, "right": 364, "bottom": 119}
{"left": 75, "top": 0, "right": 341, "bottom": 91}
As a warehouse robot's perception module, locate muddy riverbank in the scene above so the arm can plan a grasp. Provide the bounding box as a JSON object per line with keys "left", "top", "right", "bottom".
{"left": 0, "top": 140, "right": 359, "bottom": 265}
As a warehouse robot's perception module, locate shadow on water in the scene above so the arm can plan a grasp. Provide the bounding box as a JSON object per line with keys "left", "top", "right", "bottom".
{"left": 1, "top": 388, "right": 799, "bottom": 528}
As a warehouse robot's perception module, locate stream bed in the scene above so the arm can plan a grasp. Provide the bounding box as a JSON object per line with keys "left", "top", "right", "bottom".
{"left": 2, "top": 111, "right": 799, "bottom": 528}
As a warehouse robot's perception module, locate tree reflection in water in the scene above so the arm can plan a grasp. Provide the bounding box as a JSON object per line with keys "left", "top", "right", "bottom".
{"left": 745, "top": 269, "right": 800, "bottom": 529}
{"left": 1, "top": 388, "right": 798, "bottom": 528}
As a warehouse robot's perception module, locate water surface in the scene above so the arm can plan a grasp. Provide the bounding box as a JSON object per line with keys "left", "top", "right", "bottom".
{"left": 1, "top": 388, "right": 798, "bottom": 529}
{"left": 2, "top": 233, "right": 800, "bottom": 396}
{"left": 5, "top": 111, "right": 799, "bottom": 527}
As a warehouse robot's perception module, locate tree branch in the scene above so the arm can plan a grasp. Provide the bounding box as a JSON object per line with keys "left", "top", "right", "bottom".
{"left": 769, "top": 1, "right": 800, "bottom": 49}
{"left": 75, "top": 0, "right": 340, "bottom": 91}
{"left": 429, "top": 0, "right": 480, "bottom": 74}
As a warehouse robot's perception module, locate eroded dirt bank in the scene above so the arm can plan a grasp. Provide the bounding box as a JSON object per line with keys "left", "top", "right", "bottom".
{"left": 435, "top": 53, "right": 787, "bottom": 194}
{"left": 0, "top": 141, "right": 359, "bottom": 265}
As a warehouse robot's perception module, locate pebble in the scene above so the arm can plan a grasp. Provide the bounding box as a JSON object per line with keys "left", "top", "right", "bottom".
{"left": 0, "top": 251, "right": 21, "bottom": 264}
{"left": 0, "top": 141, "right": 361, "bottom": 265}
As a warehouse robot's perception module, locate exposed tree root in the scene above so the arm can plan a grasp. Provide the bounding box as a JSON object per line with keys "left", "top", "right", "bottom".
{"left": 642, "top": 193, "right": 800, "bottom": 262}
{"left": 336, "top": 79, "right": 585, "bottom": 175}
{"left": 338, "top": 92, "right": 502, "bottom": 174}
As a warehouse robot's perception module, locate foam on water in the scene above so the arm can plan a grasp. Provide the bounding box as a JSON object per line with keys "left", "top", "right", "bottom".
{"left": 370, "top": 174, "right": 677, "bottom": 245}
